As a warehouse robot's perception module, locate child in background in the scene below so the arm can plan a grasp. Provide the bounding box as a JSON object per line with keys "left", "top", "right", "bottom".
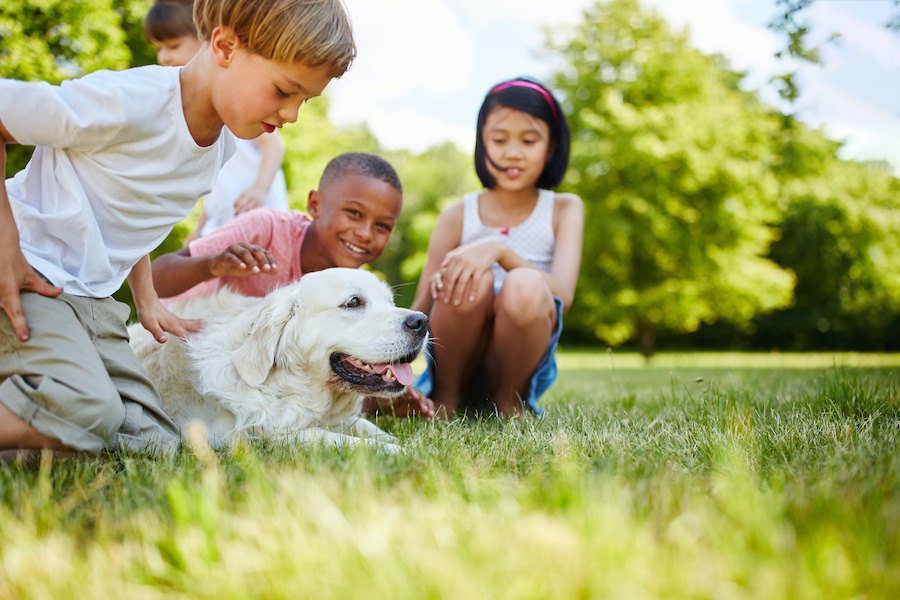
{"left": 409, "top": 77, "right": 584, "bottom": 418}
{"left": 151, "top": 153, "right": 435, "bottom": 419}
{"left": 0, "top": 0, "right": 355, "bottom": 457}
{"left": 144, "top": 0, "right": 289, "bottom": 241}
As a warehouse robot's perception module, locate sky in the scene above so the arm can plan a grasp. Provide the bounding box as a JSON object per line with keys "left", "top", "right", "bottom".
{"left": 323, "top": 0, "right": 900, "bottom": 174}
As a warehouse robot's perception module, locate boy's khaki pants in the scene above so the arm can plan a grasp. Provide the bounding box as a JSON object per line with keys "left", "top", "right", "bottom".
{"left": 0, "top": 291, "right": 179, "bottom": 456}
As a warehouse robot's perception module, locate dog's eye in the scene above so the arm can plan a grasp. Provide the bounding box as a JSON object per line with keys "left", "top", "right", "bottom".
{"left": 342, "top": 295, "right": 364, "bottom": 309}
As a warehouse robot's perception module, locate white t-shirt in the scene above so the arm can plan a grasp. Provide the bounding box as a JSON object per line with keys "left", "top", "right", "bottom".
{"left": 198, "top": 136, "right": 289, "bottom": 237}
{"left": 1, "top": 66, "right": 235, "bottom": 297}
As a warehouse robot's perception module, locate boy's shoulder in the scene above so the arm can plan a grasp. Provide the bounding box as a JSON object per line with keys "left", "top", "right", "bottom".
{"left": 231, "top": 207, "right": 311, "bottom": 229}
{"left": 64, "top": 64, "right": 175, "bottom": 93}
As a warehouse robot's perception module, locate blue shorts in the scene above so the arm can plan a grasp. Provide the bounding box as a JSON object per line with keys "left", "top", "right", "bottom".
{"left": 414, "top": 294, "right": 564, "bottom": 416}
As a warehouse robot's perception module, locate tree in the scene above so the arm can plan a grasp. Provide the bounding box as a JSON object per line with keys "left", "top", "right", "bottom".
{"left": 759, "top": 0, "right": 900, "bottom": 350}
{"left": 764, "top": 164, "right": 899, "bottom": 349}
{"left": 549, "top": 0, "right": 794, "bottom": 355}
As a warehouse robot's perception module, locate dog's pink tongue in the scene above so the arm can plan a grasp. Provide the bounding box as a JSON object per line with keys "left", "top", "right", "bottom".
{"left": 372, "top": 362, "right": 414, "bottom": 386}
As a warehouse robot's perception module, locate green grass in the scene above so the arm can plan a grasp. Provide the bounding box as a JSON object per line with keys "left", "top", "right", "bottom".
{"left": 1, "top": 351, "right": 898, "bottom": 599}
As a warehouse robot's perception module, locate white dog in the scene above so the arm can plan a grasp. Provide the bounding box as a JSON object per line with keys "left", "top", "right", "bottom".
{"left": 128, "top": 268, "right": 428, "bottom": 453}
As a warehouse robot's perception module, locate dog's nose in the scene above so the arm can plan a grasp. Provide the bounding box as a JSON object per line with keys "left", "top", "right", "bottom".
{"left": 404, "top": 312, "right": 428, "bottom": 334}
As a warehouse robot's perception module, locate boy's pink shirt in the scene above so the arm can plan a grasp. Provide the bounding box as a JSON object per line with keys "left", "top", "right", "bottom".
{"left": 163, "top": 208, "right": 310, "bottom": 304}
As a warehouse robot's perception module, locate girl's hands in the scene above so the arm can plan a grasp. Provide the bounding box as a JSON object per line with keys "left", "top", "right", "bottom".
{"left": 433, "top": 241, "right": 502, "bottom": 305}
{"left": 209, "top": 243, "right": 278, "bottom": 278}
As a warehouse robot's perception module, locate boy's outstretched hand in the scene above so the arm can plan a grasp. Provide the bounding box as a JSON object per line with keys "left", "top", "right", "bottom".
{"left": 0, "top": 238, "right": 63, "bottom": 342}
{"left": 363, "top": 386, "right": 435, "bottom": 420}
{"left": 136, "top": 299, "right": 204, "bottom": 344}
{"left": 209, "top": 242, "right": 279, "bottom": 278}
{"left": 130, "top": 253, "right": 202, "bottom": 343}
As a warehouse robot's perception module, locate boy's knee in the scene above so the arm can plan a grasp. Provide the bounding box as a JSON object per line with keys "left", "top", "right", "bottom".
{"left": 75, "top": 392, "right": 127, "bottom": 442}
{"left": 9, "top": 374, "right": 125, "bottom": 445}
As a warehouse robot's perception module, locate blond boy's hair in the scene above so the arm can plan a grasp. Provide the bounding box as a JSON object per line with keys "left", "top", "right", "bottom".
{"left": 193, "top": 0, "right": 355, "bottom": 78}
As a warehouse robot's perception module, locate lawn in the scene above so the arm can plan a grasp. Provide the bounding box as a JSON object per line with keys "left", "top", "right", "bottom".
{"left": 1, "top": 351, "right": 898, "bottom": 599}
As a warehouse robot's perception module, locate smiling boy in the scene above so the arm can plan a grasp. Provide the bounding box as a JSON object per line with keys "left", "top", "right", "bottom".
{"left": 153, "top": 153, "right": 403, "bottom": 301}
{"left": 0, "top": 0, "right": 355, "bottom": 456}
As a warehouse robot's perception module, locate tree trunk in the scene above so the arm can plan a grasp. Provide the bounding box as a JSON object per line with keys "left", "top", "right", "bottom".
{"left": 636, "top": 319, "right": 656, "bottom": 359}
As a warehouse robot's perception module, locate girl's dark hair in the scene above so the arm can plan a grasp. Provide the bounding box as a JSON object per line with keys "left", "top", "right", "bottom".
{"left": 143, "top": 0, "right": 197, "bottom": 44}
{"left": 474, "top": 77, "right": 570, "bottom": 189}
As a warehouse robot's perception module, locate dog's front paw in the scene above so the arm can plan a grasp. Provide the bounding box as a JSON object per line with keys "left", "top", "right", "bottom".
{"left": 377, "top": 441, "right": 404, "bottom": 455}
{"left": 373, "top": 432, "right": 399, "bottom": 445}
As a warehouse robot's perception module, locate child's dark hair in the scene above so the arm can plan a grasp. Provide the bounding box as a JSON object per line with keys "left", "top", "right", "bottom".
{"left": 319, "top": 152, "right": 402, "bottom": 194}
{"left": 143, "top": 0, "right": 196, "bottom": 44}
{"left": 474, "top": 77, "right": 570, "bottom": 190}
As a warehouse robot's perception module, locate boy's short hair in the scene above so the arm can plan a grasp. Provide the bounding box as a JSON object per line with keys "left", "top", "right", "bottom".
{"left": 144, "top": 0, "right": 197, "bottom": 43}
{"left": 319, "top": 153, "right": 402, "bottom": 194}
{"left": 193, "top": 0, "right": 356, "bottom": 78}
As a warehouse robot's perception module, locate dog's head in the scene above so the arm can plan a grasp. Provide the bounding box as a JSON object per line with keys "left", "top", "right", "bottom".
{"left": 230, "top": 268, "right": 428, "bottom": 397}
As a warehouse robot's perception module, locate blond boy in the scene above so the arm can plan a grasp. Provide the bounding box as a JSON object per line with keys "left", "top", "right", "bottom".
{"left": 0, "top": 0, "right": 355, "bottom": 457}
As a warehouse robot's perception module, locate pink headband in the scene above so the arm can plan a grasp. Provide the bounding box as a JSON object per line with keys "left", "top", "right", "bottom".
{"left": 489, "top": 80, "right": 558, "bottom": 122}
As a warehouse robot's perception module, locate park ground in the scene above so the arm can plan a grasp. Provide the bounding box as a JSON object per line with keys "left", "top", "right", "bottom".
{"left": 1, "top": 351, "right": 898, "bottom": 599}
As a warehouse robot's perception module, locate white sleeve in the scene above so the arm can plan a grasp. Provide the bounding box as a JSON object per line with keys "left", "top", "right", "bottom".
{"left": 0, "top": 73, "right": 135, "bottom": 150}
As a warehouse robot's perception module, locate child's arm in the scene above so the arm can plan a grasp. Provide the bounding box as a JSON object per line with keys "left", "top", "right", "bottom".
{"left": 545, "top": 193, "right": 584, "bottom": 312}
{"left": 152, "top": 243, "right": 278, "bottom": 298}
{"left": 0, "top": 120, "right": 63, "bottom": 342}
{"left": 128, "top": 254, "right": 203, "bottom": 343}
{"left": 409, "top": 202, "right": 464, "bottom": 314}
{"left": 439, "top": 194, "right": 585, "bottom": 310}
{"left": 233, "top": 133, "right": 285, "bottom": 215}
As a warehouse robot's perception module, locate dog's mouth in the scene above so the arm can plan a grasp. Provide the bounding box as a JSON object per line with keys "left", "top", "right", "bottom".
{"left": 329, "top": 353, "right": 417, "bottom": 394}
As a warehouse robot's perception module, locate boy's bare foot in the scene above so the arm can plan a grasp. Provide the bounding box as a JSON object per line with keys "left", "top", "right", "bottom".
{"left": 363, "top": 387, "right": 435, "bottom": 420}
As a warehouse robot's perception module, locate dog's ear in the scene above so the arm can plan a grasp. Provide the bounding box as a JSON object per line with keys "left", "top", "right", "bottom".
{"left": 231, "top": 296, "right": 298, "bottom": 386}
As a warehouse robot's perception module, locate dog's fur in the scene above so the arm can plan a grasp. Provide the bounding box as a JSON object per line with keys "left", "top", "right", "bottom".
{"left": 128, "top": 268, "right": 428, "bottom": 453}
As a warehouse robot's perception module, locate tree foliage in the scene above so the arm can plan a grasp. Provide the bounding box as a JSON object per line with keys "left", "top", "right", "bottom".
{"left": 549, "top": 0, "right": 795, "bottom": 355}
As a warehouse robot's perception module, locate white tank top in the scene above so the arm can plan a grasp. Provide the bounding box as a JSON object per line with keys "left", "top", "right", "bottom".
{"left": 461, "top": 188, "right": 556, "bottom": 285}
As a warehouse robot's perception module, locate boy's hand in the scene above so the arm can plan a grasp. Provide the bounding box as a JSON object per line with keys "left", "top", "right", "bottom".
{"left": 137, "top": 300, "right": 204, "bottom": 344}
{"left": 0, "top": 243, "right": 63, "bottom": 342}
{"left": 209, "top": 243, "right": 278, "bottom": 278}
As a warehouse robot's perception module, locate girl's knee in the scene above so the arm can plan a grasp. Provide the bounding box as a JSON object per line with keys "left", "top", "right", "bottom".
{"left": 496, "top": 270, "right": 554, "bottom": 323}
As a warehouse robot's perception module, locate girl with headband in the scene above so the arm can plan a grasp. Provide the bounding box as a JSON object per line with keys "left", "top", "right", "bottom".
{"left": 408, "top": 77, "right": 584, "bottom": 417}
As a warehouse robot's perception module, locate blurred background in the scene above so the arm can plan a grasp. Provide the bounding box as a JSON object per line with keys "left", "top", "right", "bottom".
{"left": 2, "top": 0, "right": 897, "bottom": 355}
